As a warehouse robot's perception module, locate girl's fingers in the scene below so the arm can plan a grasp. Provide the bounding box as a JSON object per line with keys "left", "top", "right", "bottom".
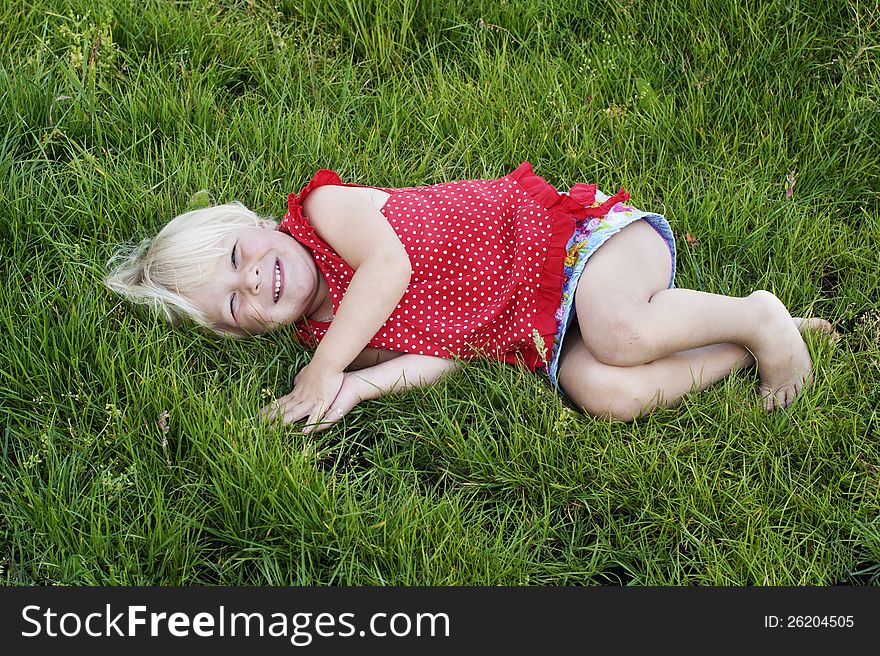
{"left": 260, "top": 389, "right": 301, "bottom": 419}
{"left": 261, "top": 395, "right": 336, "bottom": 427}
{"left": 304, "top": 407, "right": 344, "bottom": 434}
{"left": 283, "top": 398, "right": 333, "bottom": 426}
{"left": 281, "top": 409, "right": 303, "bottom": 425}
{"left": 259, "top": 396, "right": 299, "bottom": 423}
{"left": 260, "top": 399, "right": 285, "bottom": 421}
{"left": 301, "top": 403, "right": 330, "bottom": 433}
{"left": 283, "top": 402, "right": 314, "bottom": 425}
{"left": 260, "top": 391, "right": 306, "bottom": 420}
{"left": 262, "top": 398, "right": 297, "bottom": 422}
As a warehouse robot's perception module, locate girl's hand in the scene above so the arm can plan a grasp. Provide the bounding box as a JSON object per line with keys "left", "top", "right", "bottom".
{"left": 260, "top": 364, "right": 344, "bottom": 431}
{"left": 305, "top": 373, "right": 364, "bottom": 434}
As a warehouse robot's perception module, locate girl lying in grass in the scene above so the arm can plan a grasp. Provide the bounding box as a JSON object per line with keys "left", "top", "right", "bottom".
{"left": 106, "top": 162, "right": 832, "bottom": 433}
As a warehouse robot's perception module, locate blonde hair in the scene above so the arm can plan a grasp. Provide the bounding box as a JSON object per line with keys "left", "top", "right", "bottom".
{"left": 105, "top": 201, "right": 275, "bottom": 333}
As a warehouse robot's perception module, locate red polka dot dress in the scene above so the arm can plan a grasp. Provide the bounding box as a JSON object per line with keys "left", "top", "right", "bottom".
{"left": 278, "top": 161, "right": 629, "bottom": 371}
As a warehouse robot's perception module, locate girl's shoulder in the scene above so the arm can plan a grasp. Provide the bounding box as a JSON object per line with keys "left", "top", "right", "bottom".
{"left": 292, "top": 169, "right": 392, "bottom": 221}
{"left": 301, "top": 184, "right": 390, "bottom": 216}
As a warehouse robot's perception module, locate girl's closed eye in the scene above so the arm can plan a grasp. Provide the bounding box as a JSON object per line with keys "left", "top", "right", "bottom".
{"left": 230, "top": 241, "right": 238, "bottom": 322}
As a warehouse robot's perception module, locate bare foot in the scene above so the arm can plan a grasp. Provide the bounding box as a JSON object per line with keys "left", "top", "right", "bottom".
{"left": 793, "top": 316, "right": 838, "bottom": 340}
{"left": 748, "top": 292, "right": 814, "bottom": 411}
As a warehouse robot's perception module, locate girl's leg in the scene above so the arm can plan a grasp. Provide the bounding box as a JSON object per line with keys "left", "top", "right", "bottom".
{"left": 558, "top": 317, "right": 833, "bottom": 420}
{"left": 557, "top": 336, "right": 753, "bottom": 420}
{"left": 575, "top": 220, "right": 812, "bottom": 410}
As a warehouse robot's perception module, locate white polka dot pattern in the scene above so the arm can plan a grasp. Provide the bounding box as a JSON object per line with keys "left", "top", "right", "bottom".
{"left": 280, "top": 162, "right": 581, "bottom": 370}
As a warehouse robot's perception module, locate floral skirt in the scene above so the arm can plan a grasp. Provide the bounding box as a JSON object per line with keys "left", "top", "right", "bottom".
{"left": 545, "top": 193, "right": 676, "bottom": 387}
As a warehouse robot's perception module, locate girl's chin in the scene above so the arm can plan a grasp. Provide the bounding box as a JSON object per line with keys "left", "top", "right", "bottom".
{"left": 275, "top": 306, "right": 299, "bottom": 325}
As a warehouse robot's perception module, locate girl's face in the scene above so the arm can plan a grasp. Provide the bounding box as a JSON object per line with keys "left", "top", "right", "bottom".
{"left": 187, "top": 225, "right": 325, "bottom": 335}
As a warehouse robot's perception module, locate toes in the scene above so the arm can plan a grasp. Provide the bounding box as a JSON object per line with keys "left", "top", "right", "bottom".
{"left": 761, "top": 385, "right": 799, "bottom": 411}
{"left": 811, "top": 318, "right": 836, "bottom": 338}
{"left": 802, "top": 318, "right": 831, "bottom": 333}
{"left": 793, "top": 316, "right": 838, "bottom": 339}
{"left": 761, "top": 386, "right": 776, "bottom": 412}
{"left": 763, "top": 382, "right": 809, "bottom": 411}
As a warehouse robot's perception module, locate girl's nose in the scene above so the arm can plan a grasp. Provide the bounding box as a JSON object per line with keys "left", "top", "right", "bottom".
{"left": 247, "top": 265, "right": 261, "bottom": 295}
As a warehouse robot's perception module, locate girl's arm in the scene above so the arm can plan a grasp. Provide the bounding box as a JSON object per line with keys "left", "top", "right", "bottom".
{"left": 346, "top": 347, "right": 402, "bottom": 371}
{"left": 305, "top": 353, "right": 461, "bottom": 434}
{"left": 263, "top": 186, "right": 411, "bottom": 427}
{"left": 304, "top": 185, "right": 412, "bottom": 371}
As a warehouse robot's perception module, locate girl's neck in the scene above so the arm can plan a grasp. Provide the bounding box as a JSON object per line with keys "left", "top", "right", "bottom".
{"left": 305, "top": 272, "right": 334, "bottom": 322}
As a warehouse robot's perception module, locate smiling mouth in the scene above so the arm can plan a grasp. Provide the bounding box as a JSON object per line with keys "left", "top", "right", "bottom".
{"left": 273, "top": 258, "right": 283, "bottom": 303}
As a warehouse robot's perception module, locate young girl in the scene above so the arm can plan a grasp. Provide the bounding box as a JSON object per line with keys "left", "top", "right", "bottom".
{"left": 106, "top": 161, "right": 832, "bottom": 433}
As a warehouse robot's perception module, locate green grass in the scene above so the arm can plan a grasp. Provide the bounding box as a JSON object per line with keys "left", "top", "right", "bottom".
{"left": 1, "top": 0, "right": 879, "bottom": 585}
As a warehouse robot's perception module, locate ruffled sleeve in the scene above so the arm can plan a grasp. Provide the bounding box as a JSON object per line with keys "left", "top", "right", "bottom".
{"left": 291, "top": 169, "right": 343, "bottom": 208}
{"left": 278, "top": 169, "right": 344, "bottom": 257}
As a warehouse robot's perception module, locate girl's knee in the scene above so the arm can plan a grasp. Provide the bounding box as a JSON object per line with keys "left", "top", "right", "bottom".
{"left": 563, "top": 365, "right": 655, "bottom": 422}
{"left": 579, "top": 309, "right": 654, "bottom": 367}
{"left": 583, "top": 387, "right": 655, "bottom": 422}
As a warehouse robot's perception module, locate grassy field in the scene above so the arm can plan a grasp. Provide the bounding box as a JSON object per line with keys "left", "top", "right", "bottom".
{"left": 1, "top": 0, "right": 879, "bottom": 585}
